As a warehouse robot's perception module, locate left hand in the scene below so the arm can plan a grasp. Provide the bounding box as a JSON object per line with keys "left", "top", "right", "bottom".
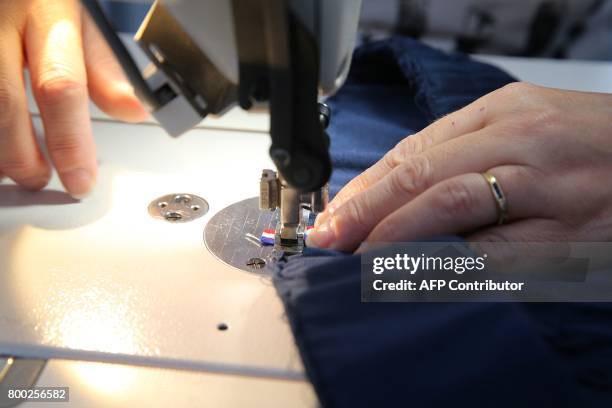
{"left": 307, "top": 82, "right": 612, "bottom": 252}
{"left": 0, "top": 0, "right": 148, "bottom": 198}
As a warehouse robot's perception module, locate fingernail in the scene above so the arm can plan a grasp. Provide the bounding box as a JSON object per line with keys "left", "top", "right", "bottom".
{"left": 61, "top": 168, "right": 93, "bottom": 199}
{"left": 115, "top": 81, "right": 150, "bottom": 121}
{"left": 114, "top": 80, "right": 135, "bottom": 95}
{"left": 306, "top": 217, "right": 336, "bottom": 248}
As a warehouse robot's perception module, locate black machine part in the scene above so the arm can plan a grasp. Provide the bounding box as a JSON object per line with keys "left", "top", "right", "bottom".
{"left": 232, "top": 0, "right": 332, "bottom": 193}
{"left": 80, "top": 0, "right": 332, "bottom": 193}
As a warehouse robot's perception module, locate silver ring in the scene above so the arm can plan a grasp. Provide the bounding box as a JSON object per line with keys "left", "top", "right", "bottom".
{"left": 482, "top": 171, "right": 508, "bottom": 225}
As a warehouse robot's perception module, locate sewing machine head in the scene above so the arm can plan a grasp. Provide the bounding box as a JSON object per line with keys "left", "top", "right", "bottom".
{"left": 81, "top": 0, "right": 362, "bottom": 252}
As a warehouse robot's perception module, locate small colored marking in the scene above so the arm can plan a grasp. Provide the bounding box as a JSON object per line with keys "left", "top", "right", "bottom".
{"left": 260, "top": 227, "right": 314, "bottom": 246}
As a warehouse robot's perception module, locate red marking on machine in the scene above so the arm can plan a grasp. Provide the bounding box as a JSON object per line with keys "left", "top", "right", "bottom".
{"left": 260, "top": 226, "right": 314, "bottom": 246}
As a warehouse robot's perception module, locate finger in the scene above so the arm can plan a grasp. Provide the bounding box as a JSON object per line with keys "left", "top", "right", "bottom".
{"left": 0, "top": 27, "right": 51, "bottom": 190}
{"left": 308, "top": 124, "right": 524, "bottom": 250}
{"left": 310, "top": 155, "right": 434, "bottom": 250}
{"left": 310, "top": 128, "right": 507, "bottom": 248}
{"left": 356, "top": 166, "right": 548, "bottom": 251}
{"left": 26, "top": 0, "right": 97, "bottom": 199}
{"left": 83, "top": 12, "right": 148, "bottom": 123}
{"left": 316, "top": 100, "right": 493, "bottom": 227}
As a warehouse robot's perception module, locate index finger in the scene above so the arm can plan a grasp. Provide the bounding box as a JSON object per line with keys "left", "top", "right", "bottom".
{"left": 26, "top": 0, "right": 97, "bottom": 199}
{"left": 316, "top": 100, "right": 493, "bottom": 227}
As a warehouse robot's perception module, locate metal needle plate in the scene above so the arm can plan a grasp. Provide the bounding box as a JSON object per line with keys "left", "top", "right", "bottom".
{"left": 204, "top": 197, "right": 281, "bottom": 275}
{"left": 149, "top": 194, "right": 209, "bottom": 223}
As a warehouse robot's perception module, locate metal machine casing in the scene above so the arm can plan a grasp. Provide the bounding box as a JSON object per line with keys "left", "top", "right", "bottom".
{"left": 135, "top": 0, "right": 362, "bottom": 136}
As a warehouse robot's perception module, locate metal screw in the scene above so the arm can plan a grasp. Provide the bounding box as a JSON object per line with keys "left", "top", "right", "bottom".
{"left": 165, "top": 211, "right": 183, "bottom": 222}
{"left": 174, "top": 194, "right": 192, "bottom": 204}
{"left": 246, "top": 257, "right": 266, "bottom": 269}
{"left": 318, "top": 102, "right": 331, "bottom": 129}
{"left": 149, "top": 194, "right": 209, "bottom": 223}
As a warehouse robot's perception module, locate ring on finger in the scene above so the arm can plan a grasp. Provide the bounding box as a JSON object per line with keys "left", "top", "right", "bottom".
{"left": 482, "top": 171, "right": 508, "bottom": 225}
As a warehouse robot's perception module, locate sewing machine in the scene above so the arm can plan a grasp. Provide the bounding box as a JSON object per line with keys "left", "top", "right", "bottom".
{"left": 83, "top": 0, "right": 362, "bottom": 253}
{"left": 3, "top": 0, "right": 612, "bottom": 405}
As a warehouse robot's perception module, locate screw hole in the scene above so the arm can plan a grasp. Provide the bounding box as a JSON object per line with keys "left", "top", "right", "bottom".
{"left": 246, "top": 257, "right": 266, "bottom": 269}
{"left": 165, "top": 211, "right": 183, "bottom": 221}
{"left": 217, "top": 323, "right": 229, "bottom": 331}
{"left": 191, "top": 205, "right": 200, "bottom": 211}
{"left": 174, "top": 194, "right": 191, "bottom": 204}
{"left": 158, "top": 202, "right": 168, "bottom": 208}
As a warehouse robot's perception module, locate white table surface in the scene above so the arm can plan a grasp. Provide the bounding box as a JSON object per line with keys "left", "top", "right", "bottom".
{"left": 477, "top": 55, "right": 612, "bottom": 93}
{"left": 2, "top": 54, "right": 611, "bottom": 407}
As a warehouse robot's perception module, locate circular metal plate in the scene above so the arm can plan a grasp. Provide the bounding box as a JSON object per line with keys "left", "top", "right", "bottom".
{"left": 204, "top": 197, "right": 282, "bottom": 275}
{"left": 148, "top": 194, "right": 209, "bottom": 223}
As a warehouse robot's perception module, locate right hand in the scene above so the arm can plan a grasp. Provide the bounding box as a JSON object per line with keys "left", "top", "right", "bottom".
{"left": 308, "top": 83, "right": 612, "bottom": 252}
{"left": 0, "top": 0, "right": 148, "bottom": 198}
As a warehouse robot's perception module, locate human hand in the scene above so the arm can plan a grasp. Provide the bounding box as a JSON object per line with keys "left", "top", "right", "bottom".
{"left": 307, "top": 82, "right": 612, "bottom": 252}
{"left": 0, "top": 0, "right": 147, "bottom": 198}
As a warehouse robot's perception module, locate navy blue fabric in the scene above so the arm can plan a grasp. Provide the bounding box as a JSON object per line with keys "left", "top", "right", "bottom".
{"left": 274, "top": 38, "right": 612, "bottom": 407}
{"left": 277, "top": 251, "right": 589, "bottom": 408}
{"left": 327, "top": 37, "right": 515, "bottom": 195}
